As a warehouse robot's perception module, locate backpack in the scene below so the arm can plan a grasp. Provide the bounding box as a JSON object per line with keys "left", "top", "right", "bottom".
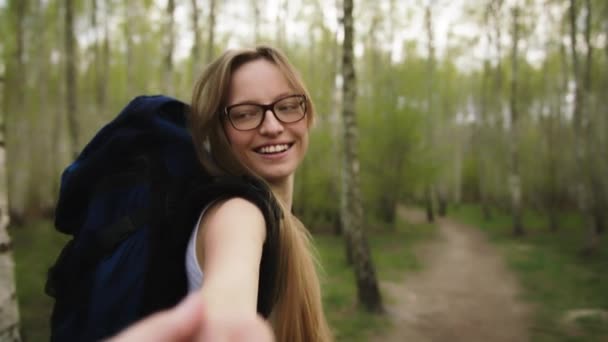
{"left": 46, "top": 95, "right": 282, "bottom": 342}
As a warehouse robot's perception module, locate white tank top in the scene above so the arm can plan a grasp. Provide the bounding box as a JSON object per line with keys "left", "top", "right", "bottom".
{"left": 185, "top": 205, "right": 213, "bottom": 292}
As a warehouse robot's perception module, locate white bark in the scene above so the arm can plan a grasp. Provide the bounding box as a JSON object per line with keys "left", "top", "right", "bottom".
{"left": 0, "top": 146, "right": 21, "bottom": 341}
{"left": 163, "top": 0, "right": 175, "bottom": 94}
{"left": 340, "top": 0, "right": 383, "bottom": 313}
{"left": 206, "top": 0, "right": 217, "bottom": 64}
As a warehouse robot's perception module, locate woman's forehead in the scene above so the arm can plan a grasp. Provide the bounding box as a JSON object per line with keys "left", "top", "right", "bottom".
{"left": 228, "top": 59, "right": 294, "bottom": 104}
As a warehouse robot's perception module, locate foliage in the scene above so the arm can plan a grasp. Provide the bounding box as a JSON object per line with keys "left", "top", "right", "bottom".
{"left": 11, "top": 221, "right": 69, "bottom": 342}
{"left": 295, "top": 126, "right": 341, "bottom": 230}
{"left": 0, "top": 0, "right": 606, "bottom": 230}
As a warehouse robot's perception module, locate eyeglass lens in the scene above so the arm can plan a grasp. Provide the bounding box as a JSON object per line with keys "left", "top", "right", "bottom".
{"left": 227, "top": 95, "right": 306, "bottom": 130}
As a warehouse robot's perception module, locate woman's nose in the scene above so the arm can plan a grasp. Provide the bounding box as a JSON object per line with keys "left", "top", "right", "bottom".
{"left": 259, "top": 109, "right": 284, "bottom": 135}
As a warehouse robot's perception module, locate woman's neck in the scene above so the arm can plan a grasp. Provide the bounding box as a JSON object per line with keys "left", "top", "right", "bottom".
{"left": 268, "top": 175, "right": 294, "bottom": 211}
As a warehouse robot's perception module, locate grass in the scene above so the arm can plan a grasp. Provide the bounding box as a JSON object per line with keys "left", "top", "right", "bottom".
{"left": 450, "top": 204, "right": 608, "bottom": 342}
{"left": 10, "top": 216, "right": 436, "bottom": 342}
{"left": 10, "top": 220, "right": 69, "bottom": 342}
{"left": 316, "top": 218, "right": 436, "bottom": 341}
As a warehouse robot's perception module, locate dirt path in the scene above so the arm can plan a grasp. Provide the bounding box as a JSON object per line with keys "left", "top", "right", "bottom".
{"left": 373, "top": 207, "right": 532, "bottom": 342}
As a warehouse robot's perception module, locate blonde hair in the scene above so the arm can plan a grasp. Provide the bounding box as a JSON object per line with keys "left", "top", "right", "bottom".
{"left": 189, "top": 45, "right": 332, "bottom": 342}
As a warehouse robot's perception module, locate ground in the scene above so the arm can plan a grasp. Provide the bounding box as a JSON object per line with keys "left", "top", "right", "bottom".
{"left": 372, "top": 207, "right": 532, "bottom": 342}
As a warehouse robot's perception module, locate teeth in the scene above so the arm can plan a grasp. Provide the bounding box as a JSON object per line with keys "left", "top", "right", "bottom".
{"left": 258, "top": 144, "right": 290, "bottom": 154}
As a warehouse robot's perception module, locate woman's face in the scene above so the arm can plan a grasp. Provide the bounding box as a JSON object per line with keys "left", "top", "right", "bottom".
{"left": 224, "top": 59, "right": 309, "bottom": 185}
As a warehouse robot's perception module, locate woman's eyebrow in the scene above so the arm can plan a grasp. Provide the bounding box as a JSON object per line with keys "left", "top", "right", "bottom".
{"left": 230, "top": 92, "right": 295, "bottom": 106}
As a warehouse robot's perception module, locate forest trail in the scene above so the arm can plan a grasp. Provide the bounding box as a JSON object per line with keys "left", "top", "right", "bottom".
{"left": 372, "top": 207, "right": 532, "bottom": 342}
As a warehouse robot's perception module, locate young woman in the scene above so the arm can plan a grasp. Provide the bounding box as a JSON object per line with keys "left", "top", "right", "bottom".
{"left": 182, "top": 45, "right": 333, "bottom": 341}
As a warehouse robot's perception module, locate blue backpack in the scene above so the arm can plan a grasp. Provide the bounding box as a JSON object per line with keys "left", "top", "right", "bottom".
{"left": 46, "top": 95, "right": 281, "bottom": 342}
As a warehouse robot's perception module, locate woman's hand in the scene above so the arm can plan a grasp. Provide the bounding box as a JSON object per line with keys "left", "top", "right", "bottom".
{"left": 109, "top": 294, "right": 275, "bottom": 342}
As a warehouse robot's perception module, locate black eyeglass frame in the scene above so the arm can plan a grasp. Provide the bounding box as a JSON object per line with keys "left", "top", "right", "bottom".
{"left": 223, "top": 94, "right": 308, "bottom": 131}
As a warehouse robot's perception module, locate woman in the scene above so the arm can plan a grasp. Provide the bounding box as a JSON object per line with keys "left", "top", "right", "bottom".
{"left": 184, "top": 45, "right": 332, "bottom": 341}
{"left": 183, "top": 45, "right": 332, "bottom": 342}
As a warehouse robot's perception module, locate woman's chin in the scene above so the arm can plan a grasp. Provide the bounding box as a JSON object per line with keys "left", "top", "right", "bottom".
{"left": 256, "top": 168, "right": 295, "bottom": 185}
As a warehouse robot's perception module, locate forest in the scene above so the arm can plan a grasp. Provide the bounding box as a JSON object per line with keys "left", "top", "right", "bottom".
{"left": 0, "top": 0, "right": 607, "bottom": 341}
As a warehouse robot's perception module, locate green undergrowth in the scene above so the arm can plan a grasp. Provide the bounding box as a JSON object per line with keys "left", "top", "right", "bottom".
{"left": 11, "top": 216, "right": 436, "bottom": 342}
{"left": 450, "top": 204, "right": 608, "bottom": 342}
{"left": 315, "top": 217, "right": 437, "bottom": 341}
{"left": 11, "top": 220, "right": 69, "bottom": 342}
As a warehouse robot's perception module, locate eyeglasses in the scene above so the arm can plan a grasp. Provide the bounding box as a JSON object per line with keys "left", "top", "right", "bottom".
{"left": 224, "top": 94, "right": 307, "bottom": 131}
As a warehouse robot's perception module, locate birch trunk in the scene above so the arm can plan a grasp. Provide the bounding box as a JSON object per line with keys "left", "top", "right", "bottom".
{"left": 544, "top": 53, "right": 559, "bottom": 232}
{"left": 163, "top": 0, "right": 175, "bottom": 94}
{"left": 5, "top": 0, "right": 28, "bottom": 223}
{"left": 478, "top": 4, "right": 499, "bottom": 220}
{"left": 0, "top": 1, "right": 22, "bottom": 336}
{"left": 424, "top": 4, "right": 436, "bottom": 223}
{"left": 252, "top": 0, "right": 262, "bottom": 44}
{"left": 275, "top": 0, "right": 288, "bottom": 49}
{"left": 32, "top": 0, "right": 53, "bottom": 212}
{"left": 65, "top": 0, "right": 79, "bottom": 159}
{"left": 340, "top": 0, "right": 383, "bottom": 313}
{"left": 0, "top": 76, "right": 21, "bottom": 342}
{"left": 508, "top": 5, "right": 524, "bottom": 236}
{"left": 190, "top": 0, "right": 201, "bottom": 74}
{"left": 206, "top": 0, "right": 216, "bottom": 64}
{"left": 0, "top": 157, "right": 20, "bottom": 341}
{"left": 124, "top": 2, "right": 135, "bottom": 96}
{"left": 583, "top": 0, "right": 606, "bottom": 236}
{"left": 331, "top": 0, "right": 343, "bottom": 236}
{"left": 101, "top": 1, "right": 109, "bottom": 111}
{"left": 92, "top": 0, "right": 107, "bottom": 113}
{"left": 478, "top": 54, "right": 491, "bottom": 220}
{"left": 568, "top": 0, "right": 598, "bottom": 253}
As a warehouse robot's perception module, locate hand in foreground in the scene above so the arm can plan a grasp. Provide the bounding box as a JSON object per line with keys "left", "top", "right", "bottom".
{"left": 108, "top": 294, "right": 275, "bottom": 342}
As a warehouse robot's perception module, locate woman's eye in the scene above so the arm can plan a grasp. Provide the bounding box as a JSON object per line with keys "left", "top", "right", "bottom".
{"left": 231, "top": 108, "right": 258, "bottom": 120}
{"left": 278, "top": 103, "right": 299, "bottom": 111}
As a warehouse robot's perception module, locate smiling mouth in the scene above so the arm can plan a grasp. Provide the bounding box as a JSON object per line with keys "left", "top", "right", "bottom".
{"left": 255, "top": 143, "right": 293, "bottom": 154}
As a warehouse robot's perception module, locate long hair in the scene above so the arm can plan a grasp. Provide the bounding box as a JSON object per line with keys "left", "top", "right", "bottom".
{"left": 189, "top": 45, "right": 332, "bottom": 342}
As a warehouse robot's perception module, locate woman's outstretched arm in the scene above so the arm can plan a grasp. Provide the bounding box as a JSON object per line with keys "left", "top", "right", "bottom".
{"left": 195, "top": 197, "right": 267, "bottom": 317}
{"left": 108, "top": 293, "right": 275, "bottom": 341}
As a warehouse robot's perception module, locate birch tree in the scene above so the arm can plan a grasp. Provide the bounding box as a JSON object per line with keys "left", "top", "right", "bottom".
{"left": 251, "top": 0, "right": 263, "bottom": 44}
{"left": 424, "top": 3, "right": 437, "bottom": 222}
{"left": 508, "top": 3, "right": 524, "bottom": 236}
{"left": 163, "top": 0, "right": 175, "bottom": 94}
{"left": 124, "top": 1, "right": 135, "bottom": 96}
{"left": 340, "top": 0, "right": 383, "bottom": 313}
{"left": 475, "top": 0, "right": 502, "bottom": 221}
{"left": 92, "top": 0, "right": 108, "bottom": 113}
{"left": 65, "top": 0, "right": 79, "bottom": 158}
{"left": 0, "top": 4, "right": 21, "bottom": 335}
{"left": 275, "top": 0, "right": 288, "bottom": 49}
{"left": 0, "top": 144, "right": 20, "bottom": 340}
{"left": 190, "top": 0, "right": 201, "bottom": 74}
{"left": 568, "top": 0, "right": 599, "bottom": 252}
{"left": 206, "top": 0, "right": 217, "bottom": 64}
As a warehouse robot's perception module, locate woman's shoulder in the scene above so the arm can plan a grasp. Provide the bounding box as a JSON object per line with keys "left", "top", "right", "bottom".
{"left": 198, "top": 197, "right": 267, "bottom": 243}
{"left": 201, "top": 175, "right": 282, "bottom": 228}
